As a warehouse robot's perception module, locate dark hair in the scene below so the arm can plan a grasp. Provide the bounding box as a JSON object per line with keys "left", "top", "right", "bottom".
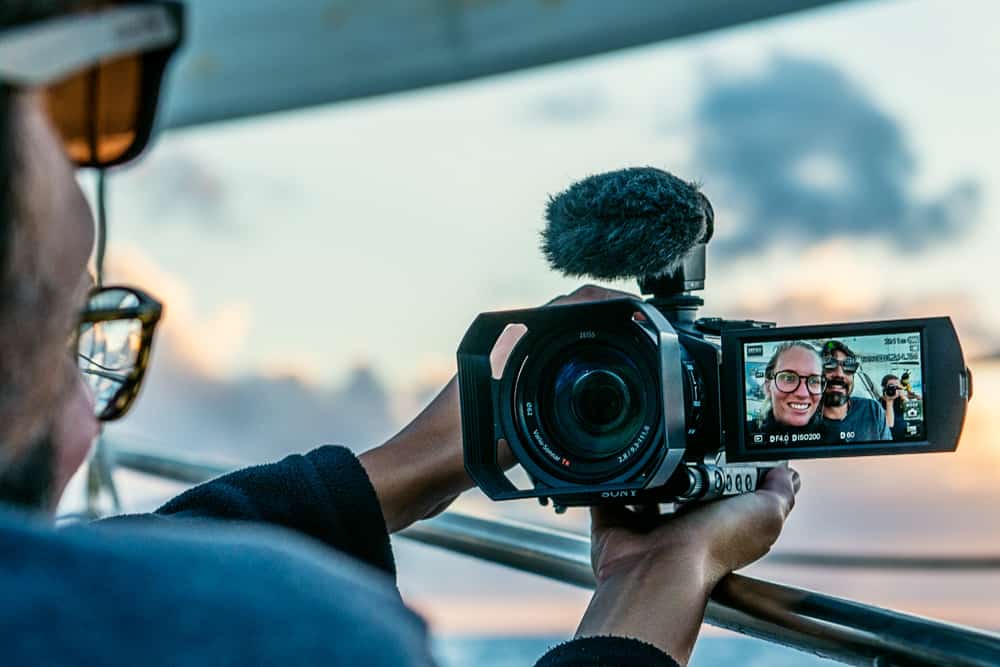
{"left": 881, "top": 374, "right": 899, "bottom": 390}
{"left": 821, "top": 339, "right": 856, "bottom": 359}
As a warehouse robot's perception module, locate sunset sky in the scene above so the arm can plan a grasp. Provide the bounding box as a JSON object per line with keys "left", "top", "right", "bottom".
{"left": 79, "top": 0, "right": 1000, "bottom": 638}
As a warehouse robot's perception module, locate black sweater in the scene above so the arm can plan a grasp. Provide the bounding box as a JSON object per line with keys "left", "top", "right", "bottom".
{"left": 153, "top": 445, "right": 680, "bottom": 667}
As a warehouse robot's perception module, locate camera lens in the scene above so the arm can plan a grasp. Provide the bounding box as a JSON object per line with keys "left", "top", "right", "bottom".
{"left": 885, "top": 385, "right": 897, "bottom": 396}
{"left": 571, "top": 370, "right": 630, "bottom": 433}
{"left": 510, "top": 322, "right": 663, "bottom": 485}
{"left": 546, "top": 348, "right": 648, "bottom": 462}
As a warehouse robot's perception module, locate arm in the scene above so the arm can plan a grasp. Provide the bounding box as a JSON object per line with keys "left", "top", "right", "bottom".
{"left": 882, "top": 397, "right": 896, "bottom": 429}
{"left": 357, "top": 378, "right": 468, "bottom": 534}
{"left": 154, "top": 445, "right": 395, "bottom": 576}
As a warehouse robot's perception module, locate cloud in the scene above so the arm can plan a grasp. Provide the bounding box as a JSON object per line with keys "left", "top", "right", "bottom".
{"left": 105, "top": 244, "right": 251, "bottom": 377}
{"left": 109, "top": 301, "right": 403, "bottom": 462}
{"left": 691, "top": 56, "right": 981, "bottom": 256}
{"left": 103, "top": 246, "right": 415, "bottom": 461}
{"left": 117, "top": 346, "right": 398, "bottom": 462}
{"left": 117, "top": 144, "right": 301, "bottom": 232}
{"left": 124, "top": 148, "right": 231, "bottom": 228}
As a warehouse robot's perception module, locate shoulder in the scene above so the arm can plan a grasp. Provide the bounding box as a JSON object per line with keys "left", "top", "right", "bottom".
{"left": 0, "top": 509, "right": 432, "bottom": 666}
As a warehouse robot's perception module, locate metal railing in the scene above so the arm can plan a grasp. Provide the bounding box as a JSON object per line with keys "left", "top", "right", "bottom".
{"left": 106, "top": 444, "right": 1000, "bottom": 667}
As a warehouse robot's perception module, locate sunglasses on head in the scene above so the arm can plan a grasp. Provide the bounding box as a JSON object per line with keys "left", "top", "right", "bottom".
{"left": 823, "top": 356, "right": 859, "bottom": 374}
{"left": 75, "top": 286, "right": 162, "bottom": 421}
{"left": 0, "top": 1, "right": 184, "bottom": 168}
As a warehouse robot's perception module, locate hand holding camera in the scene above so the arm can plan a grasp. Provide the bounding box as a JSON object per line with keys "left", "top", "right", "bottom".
{"left": 576, "top": 466, "right": 800, "bottom": 663}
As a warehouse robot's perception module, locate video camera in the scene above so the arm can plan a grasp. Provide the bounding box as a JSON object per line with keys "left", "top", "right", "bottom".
{"left": 458, "top": 169, "right": 972, "bottom": 511}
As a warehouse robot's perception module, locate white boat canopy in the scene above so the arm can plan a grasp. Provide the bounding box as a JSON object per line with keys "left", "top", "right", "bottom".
{"left": 158, "top": 0, "right": 849, "bottom": 130}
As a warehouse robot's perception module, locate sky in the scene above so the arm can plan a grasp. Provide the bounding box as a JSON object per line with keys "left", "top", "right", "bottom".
{"left": 77, "top": 0, "right": 1000, "bottom": 639}
{"left": 94, "top": 0, "right": 1000, "bottom": 390}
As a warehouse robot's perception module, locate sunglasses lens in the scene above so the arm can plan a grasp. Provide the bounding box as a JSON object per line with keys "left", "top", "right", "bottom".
{"left": 823, "top": 357, "right": 859, "bottom": 373}
{"left": 43, "top": 53, "right": 145, "bottom": 167}
{"left": 78, "top": 289, "right": 144, "bottom": 418}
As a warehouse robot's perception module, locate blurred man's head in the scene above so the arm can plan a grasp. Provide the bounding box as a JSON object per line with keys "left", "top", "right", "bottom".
{"left": 0, "top": 4, "right": 98, "bottom": 507}
{"left": 821, "top": 340, "right": 858, "bottom": 409}
{"left": 0, "top": 2, "right": 180, "bottom": 508}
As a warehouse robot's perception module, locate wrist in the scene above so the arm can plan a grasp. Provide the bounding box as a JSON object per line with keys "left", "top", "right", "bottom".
{"left": 596, "top": 534, "right": 713, "bottom": 587}
{"left": 579, "top": 551, "right": 713, "bottom": 664}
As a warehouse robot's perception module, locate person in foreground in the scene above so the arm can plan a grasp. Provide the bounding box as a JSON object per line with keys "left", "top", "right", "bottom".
{"left": 0, "top": 3, "right": 798, "bottom": 666}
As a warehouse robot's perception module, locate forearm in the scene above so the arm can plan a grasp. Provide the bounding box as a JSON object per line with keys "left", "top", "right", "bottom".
{"left": 576, "top": 550, "right": 715, "bottom": 665}
{"left": 359, "top": 378, "right": 469, "bottom": 533}
{"left": 151, "top": 445, "right": 396, "bottom": 575}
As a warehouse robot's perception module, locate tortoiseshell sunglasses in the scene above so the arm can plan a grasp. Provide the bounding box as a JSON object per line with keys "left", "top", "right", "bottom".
{"left": 76, "top": 286, "right": 162, "bottom": 421}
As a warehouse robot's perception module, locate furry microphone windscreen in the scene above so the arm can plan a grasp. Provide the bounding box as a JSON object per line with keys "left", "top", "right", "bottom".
{"left": 542, "top": 167, "right": 714, "bottom": 281}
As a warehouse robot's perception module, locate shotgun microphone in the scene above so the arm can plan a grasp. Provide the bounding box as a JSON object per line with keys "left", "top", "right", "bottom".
{"left": 541, "top": 167, "right": 713, "bottom": 282}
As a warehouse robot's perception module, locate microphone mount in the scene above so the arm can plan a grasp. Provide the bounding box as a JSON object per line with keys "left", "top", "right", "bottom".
{"left": 638, "top": 242, "right": 706, "bottom": 327}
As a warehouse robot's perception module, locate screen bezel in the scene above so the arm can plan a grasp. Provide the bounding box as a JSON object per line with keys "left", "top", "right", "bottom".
{"left": 721, "top": 317, "right": 967, "bottom": 462}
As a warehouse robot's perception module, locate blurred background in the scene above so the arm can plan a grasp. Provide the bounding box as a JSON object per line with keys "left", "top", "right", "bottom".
{"left": 66, "top": 0, "right": 999, "bottom": 663}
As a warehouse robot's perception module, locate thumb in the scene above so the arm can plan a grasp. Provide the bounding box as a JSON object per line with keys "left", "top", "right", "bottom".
{"left": 757, "top": 466, "right": 799, "bottom": 517}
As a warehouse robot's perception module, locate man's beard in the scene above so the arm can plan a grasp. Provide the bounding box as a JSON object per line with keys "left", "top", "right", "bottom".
{"left": 0, "top": 433, "right": 55, "bottom": 509}
{"left": 823, "top": 379, "right": 851, "bottom": 408}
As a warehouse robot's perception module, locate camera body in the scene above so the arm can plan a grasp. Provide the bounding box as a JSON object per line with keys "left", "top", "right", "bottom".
{"left": 461, "top": 167, "right": 972, "bottom": 511}
{"left": 458, "top": 297, "right": 971, "bottom": 511}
